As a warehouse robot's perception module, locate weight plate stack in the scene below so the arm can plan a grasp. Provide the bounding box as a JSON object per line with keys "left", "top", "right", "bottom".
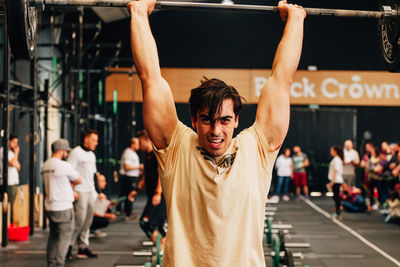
{"left": 379, "top": 0, "right": 400, "bottom": 72}
{"left": 6, "top": 0, "right": 38, "bottom": 59}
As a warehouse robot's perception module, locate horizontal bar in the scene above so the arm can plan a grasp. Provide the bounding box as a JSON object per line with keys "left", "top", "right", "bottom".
{"left": 33, "top": 0, "right": 384, "bottom": 19}
{"left": 10, "top": 80, "right": 34, "bottom": 90}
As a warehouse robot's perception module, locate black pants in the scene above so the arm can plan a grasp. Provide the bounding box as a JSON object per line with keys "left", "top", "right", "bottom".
{"left": 121, "top": 175, "right": 140, "bottom": 217}
{"left": 333, "top": 183, "right": 341, "bottom": 215}
{"left": 139, "top": 195, "right": 167, "bottom": 238}
{"left": 369, "top": 178, "right": 379, "bottom": 206}
{"left": 90, "top": 216, "right": 109, "bottom": 231}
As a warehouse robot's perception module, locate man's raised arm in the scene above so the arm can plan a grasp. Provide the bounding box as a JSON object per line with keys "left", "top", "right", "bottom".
{"left": 256, "top": 1, "right": 305, "bottom": 150}
{"left": 128, "top": 0, "right": 178, "bottom": 149}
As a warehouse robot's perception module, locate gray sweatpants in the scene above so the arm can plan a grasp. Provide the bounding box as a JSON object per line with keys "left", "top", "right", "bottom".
{"left": 46, "top": 208, "right": 74, "bottom": 267}
{"left": 71, "top": 191, "right": 95, "bottom": 249}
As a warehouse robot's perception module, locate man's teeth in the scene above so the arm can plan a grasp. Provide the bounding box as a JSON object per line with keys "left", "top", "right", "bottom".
{"left": 209, "top": 139, "right": 223, "bottom": 144}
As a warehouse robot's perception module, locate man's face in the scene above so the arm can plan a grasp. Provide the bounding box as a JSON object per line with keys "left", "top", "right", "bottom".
{"left": 62, "top": 151, "right": 68, "bottom": 160}
{"left": 84, "top": 134, "right": 98, "bottom": 151}
{"left": 344, "top": 140, "right": 353, "bottom": 151}
{"left": 131, "top": 138, "right": 139, "bottom": 151}
{"left": 9, "top": 138, "right": 18, "bottom": 150}
{"left": 192, "top": 98, "right": 238, "bottom": 157}
{"left": 139, "top": 136, "right": 151, "bottom": 152}
{"left": 98, "top": 176, "right": 106, "bottom": 190}
{"left": 293, "top": 146, "right": 301, "bottom": 154}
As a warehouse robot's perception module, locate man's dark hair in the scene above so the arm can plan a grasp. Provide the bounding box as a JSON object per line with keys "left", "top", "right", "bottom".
{"left": 189, "top": 78, "right": 244, "bottom": 122}
{"left": 84, "top": 129, "right": 98, "bottom": 138}
{"left": 9, "top": 134, "right": 18, "bottom": 141}
{"left": 137, "top": 130, "right": 149, "bottom": 139}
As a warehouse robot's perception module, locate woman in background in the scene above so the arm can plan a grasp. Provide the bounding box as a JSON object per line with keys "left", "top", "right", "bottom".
{"left": 328, "top": 145, "right": 344, "bottom": 219}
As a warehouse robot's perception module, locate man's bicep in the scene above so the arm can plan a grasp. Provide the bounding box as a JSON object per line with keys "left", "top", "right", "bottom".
{"left": 142, "top": 77, "right": 178, "bottom": 150}
{"left": 256, "top": 77, "right": 290, "bottom": 150}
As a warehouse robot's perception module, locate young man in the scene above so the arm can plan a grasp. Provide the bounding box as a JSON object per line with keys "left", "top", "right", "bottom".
{"left": 0, "top": 135, "right": 21, "bottom": 219}
{"left": 119, "top": 137, "right": 141, "bottom": 220}
{"left": 129, "top": 130, "right": 166, "bottom": 249}
{"left": 67, "top": 129, "right": 105, "bottom": 259}
{"left": 292, "top": 145, "right": 310, "bottom": 199}
{"left": 42, "top": 139, "right": 82, "bottom": 267}
{"left": 128, "top": 0, "right": 305, "bottom": 265}
{"left": 343, "top": 140, "right": 360, "bottom": 187}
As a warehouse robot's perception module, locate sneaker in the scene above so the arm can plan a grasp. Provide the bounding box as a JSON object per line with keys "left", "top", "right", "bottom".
{"left": 384, "top": 214, "right": 392, "bottom": 223}
{"left": 77, "top": 248, "right": 98, "bottom": 259}
{"left": 271, "top": 195, "right": 280, "bottom": 202}
{"left": 66, "top": 245, "right": 73, "bottom": 261}
{"left": 125, "top": 215, "right": 137, "bottom": 221}
{"left": 94, "top": 230, "right": 107, "bottom": 238}
{"left": 331, "top": 213, "right": 342, "bottom": 220}
{"left": 282, "top": 195, "right": 290, "bottom": 201}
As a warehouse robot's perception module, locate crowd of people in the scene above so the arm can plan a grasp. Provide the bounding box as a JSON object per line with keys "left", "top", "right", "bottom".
{"left": 271, "top": 140, "right": 400, "bottom": 223}
{"left": 40, "top": 129, "right": 166, "bottom": 267}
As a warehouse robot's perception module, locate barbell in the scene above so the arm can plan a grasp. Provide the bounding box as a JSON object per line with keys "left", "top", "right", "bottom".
{"left": 5, "top": 0, "right": 400, "bottom": 72}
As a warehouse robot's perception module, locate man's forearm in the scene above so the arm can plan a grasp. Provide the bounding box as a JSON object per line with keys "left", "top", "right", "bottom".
{"left": 271, "top": 13, "right": 304, "bottom": 82}
{"left": 130, "top": 6, "right": 161, "bottom": 82}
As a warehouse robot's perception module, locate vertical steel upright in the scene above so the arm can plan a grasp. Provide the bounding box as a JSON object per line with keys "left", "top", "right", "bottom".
{"left": 29, "top": 54, "right": 37, "bottom": 235}
{"left": 1, "top": 9, "right": 10, "bottom": 248}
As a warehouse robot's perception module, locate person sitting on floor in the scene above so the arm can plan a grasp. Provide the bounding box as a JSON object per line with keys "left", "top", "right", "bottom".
{"left": 385, "top": 183, "right": 400, "bottom": 224}
{"left": 90, "top": 174, "right": 116, "bottom": 238}
{"left": 340, "top": 184, "right": 367, "bottom": 213}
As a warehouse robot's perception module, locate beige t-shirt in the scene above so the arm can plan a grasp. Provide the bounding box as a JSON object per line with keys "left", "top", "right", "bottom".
{"left": 154, "top": 120, "right": 279, "bottom": 267}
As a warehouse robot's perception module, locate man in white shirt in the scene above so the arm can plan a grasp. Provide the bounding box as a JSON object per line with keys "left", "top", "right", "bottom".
{"left": 67, "top": 129, "right": 105, "bottom": 259}
{"left": 119, "top": 137, "right": 141, "bottom": 219}
{"left": 42, "top": 139, "right": 82, "bottom": 267}
{"left": 343, "top": 140, "right": 360, "bottom": 186}
{"left": 0, "top": 135, "right": 21, "bottom": 221}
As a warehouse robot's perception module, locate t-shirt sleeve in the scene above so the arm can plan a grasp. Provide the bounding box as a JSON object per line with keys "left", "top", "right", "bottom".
{"left": 65, "top": 162, "right": 80, "bottom": 182}
{"left": 152, "top": 120, "right": 193, "bottom": 176}
{"left": 67, "top": 149, "right": 78, "bottom": 169}
{"left": 243, "top": 121, "right": 280, "bottom": 171}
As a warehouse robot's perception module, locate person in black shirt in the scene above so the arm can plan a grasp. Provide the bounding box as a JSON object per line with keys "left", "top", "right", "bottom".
{"left": 129, "top": 130, "right": 166, "bottom": 249}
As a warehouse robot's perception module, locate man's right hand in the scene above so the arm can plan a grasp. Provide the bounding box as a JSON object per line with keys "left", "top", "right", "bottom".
{"left": 278, "top": 0, "right": 306, "bottom": 22}
{"left": 127, "top": 0, "right": 156, "bottom": 16}
{"left": 128, "top": 190, "right": 138, "bottom": 202}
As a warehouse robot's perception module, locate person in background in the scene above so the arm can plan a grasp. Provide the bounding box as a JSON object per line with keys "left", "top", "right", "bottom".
{"left": 272, "top": 148, "right": 293, "bottom": 201}
{"left": 90, "top": 175, "right": 116, "bottom": 238}
{"left": 340, "top": 184, "right": 367, "bottom": 213}
{"left": 42, "top": 139, "right": 82, "bottom": 267}
{"left": 360, "top": 142, "right": 374, "bottom": 198}
{"left": 366, "top": 146, "right": 381, "bottom": 211}
{"left": 381, "top": 141, "right": 392, "bottom": 161}
{"left": 343, "top": 140, "right": 360, "bottom": 187}
{"left": 0, "top": 135, "right": 21, "bottom": 221}
{"left": 119, "top": 137, "right": 142, "bottom": 220}
{"left": 385, "top": 183, "right": 400, "bottom": 224}
{"left": 67, "top": 129, "right": 105, "bottom": 259}
{"left": 129, "top": 130, "right": 166, "bottom": 250}
{"left": 292, "top": 145, "right": 310, "bottom": 200}
{"left": 328, "top": 145, "right": 344, "bottom": 219}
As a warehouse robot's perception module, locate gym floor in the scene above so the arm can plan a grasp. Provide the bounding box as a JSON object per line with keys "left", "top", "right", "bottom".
{"left": 1, "top": 194, "right": 399, "bottom": 267}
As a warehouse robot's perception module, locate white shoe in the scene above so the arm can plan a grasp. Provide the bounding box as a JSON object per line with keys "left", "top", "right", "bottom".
{"left": 271, "top": 195, "right": 279, "bottom": 202}
{"left": 282, "top": 195, "right": 290, "bottom": 201}
{"left": 94, "top": 230, "right": 107, "bottom": 238}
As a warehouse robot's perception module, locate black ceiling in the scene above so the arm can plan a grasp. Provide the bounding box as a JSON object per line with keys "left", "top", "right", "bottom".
{"left": 43, "top": 0, "right": 386, "bottom": 71}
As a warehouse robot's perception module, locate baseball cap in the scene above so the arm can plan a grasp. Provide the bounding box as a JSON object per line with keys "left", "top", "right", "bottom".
{"left": 51, "top": 139, "right": 71, "bottom": 152}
